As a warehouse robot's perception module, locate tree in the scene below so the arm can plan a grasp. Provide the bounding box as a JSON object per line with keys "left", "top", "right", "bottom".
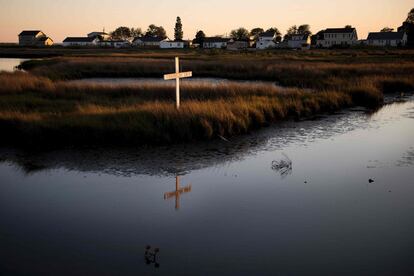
{"left": 145, "top": 24, "right": 167, "bottom": 39}
{"left": 407, "top": 8, "right": 414, "bottom": 23}
{"left": 131, "top": 28, "right": 142, "bottom": 38}
{"left": 298, "top": 24, "right": 311, "bottom": 35}
{"left": 111, "top": 26, "right": 132, "bottom": 40}
{"left": 398, "top": 8, "right": 414, "bottom": 47}
{"left": 250, "top": 28, "right": 264, "bottom": 40}
{"left": 381, "top": 27, "right": 394, "bottom": 32}
{"left": 266, "top": 27, "right": 282, "bottom": 42}
{"left": 194, "top": 30, "right": 206, "bottom": 46}
{"left": 174, "top": 17, "right": 183, "bottom": 41}
{"left": 230, "top": 27, "right": 250, "bottom": 40}
{"left": 284, "top": 25, "right": 298, "bottom": 40}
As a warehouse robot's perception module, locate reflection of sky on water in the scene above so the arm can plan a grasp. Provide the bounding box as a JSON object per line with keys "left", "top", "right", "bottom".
{"left": 67, "top": 77, "right": 279, "bottom": 87}
{"left": 0, "top": 95, "right": 414, "bottom": 276}
{"left": 0, "top": 58, "right": 26, "bottom": 72}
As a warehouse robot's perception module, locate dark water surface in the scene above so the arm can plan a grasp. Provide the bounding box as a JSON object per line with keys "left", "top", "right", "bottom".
{"left": 1, "top": 96, "right": 414, "bottom": 276}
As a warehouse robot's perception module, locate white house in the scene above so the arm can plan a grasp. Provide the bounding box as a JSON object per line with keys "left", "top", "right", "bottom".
{"left": 203, "top": 37, "right": 232, "bottom": 49}
{"left": 366, "top": 32, "right": 407, "bottom": 47}
{"left": 256, "top": 31, "right": 276, "bottom": 49}
{"left": 132, "top": 37, "right": 165, "bottom": 48}
{"left": 99, "top": 40, "right": 130, "bottom": 48}
{"left": 63, "top": 37, "right": 100, "bottom": 47}
{"left": 287, "top": 34, "right": 311, "bottom": 49}
{"left": 317, "top": 28, "right": 358, "bottom": 48}
{"left": 160, "top": 40, "right": 185, "bottom": 49}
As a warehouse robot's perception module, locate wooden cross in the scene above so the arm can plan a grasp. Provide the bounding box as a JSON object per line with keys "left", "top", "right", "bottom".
{"left": 163, "top": 57, "right": 192, "bottom": 110}
{"left": 164, "top": 176, "right": 192, "bottom": 210}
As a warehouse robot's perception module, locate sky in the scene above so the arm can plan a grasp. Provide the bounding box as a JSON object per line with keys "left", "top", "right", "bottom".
{"left": 0, "top": 0, "right": 412, "bottom": 43}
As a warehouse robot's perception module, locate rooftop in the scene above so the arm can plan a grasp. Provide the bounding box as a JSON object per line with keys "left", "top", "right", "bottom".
{"left": 367, "top": 32, "right": 406, "bottom": 40}
{"left": 133, "top": 36, "right": 165, "bottom": 42}
{"left": 19, "top": 30, "right": 44, "bottom": 36}
{"left": 203, "top": 37, "right": 232, "bottom": 43}
{"left": 37, "top": 36, "right": 53, "bottom": 42}
{"left": 63, "top": 37, "right": 98, "bottom": 43}
{"left": 324, "top": 28, "right": 356, "bottom": 34}
{"left": 259, "top": 31, "right": 276, "bottom": 38}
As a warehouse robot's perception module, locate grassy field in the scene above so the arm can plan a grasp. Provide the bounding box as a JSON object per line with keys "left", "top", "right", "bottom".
{"left": 1, "top": 49, "right": 414, "bottom": 146}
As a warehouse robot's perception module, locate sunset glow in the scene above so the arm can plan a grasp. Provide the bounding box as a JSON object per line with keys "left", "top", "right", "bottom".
{"left": 0, "top": 0, "right": 412, "bottom": 42}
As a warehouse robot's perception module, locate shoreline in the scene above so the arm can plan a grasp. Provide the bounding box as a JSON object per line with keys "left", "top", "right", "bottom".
{"left": 1, "top": 50, "right": 414, "bottom": 147}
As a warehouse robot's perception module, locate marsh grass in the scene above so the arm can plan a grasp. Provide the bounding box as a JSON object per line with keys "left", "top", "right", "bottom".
{"left": 0, "top": 71, "right": 358, "bottom": 145}
{"left": 21, "top": 56, "right": 414, "bottom": 90}
{"left": 2, "top": 49, "right": 414, "bottom": 146}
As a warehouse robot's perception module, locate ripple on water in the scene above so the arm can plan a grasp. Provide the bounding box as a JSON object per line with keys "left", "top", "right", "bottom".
{"left": 396, "top": 147, "right": 414, "bottom": 167}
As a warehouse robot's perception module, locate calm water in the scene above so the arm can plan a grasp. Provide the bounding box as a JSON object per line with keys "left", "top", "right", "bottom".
{"left": 69, "top": 77, "right": 279, "bottom": 87}
{"left": 0, "top": 58, "right": 26, "bottom": 72}
{"left": 1, "top": 96, "right": 414, "bottom": 276}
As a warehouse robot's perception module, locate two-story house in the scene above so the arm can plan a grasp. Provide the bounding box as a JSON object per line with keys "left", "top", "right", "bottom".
{"left": 18, "top": 30, "right": 53, "bottom": 46}
{"left": 317, "top": 28, "right": 358, "bottom": 48}
{"left": 256, "top": 31, "right": 276, "bottom": 49}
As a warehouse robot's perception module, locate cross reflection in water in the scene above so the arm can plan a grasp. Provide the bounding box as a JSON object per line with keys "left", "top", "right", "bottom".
{"left": 164, "top": 176, "right": 192, "bottom": 210}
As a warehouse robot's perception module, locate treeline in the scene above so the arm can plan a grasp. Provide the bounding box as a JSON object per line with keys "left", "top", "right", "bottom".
{"left": 110, "top": 25, "right": 167, "bottom": 40}
{"left": 111, "top": 17, "right": 183, "bottom": 41}
{"left": 109, "top": 8, "right": 414, "bottom": 47}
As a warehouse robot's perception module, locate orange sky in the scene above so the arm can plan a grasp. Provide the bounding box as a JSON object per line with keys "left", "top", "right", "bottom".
{"left": 0, "top": 0, "right": 412, "bottom": 43}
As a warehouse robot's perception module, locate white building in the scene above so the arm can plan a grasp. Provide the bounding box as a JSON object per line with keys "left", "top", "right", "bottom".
{"left": 99, "top": 40, "right": 130, "bottom": 48}
{"left": 160, "top": 40, "right": 185, "bottom": 49}
{"left": 256, "top": 31, "right": 276, "bottom": 49}
{"left": 287, "top": 34, "right": 311, "bottom": 49}
{"left": 63, "top": 37, "right": 100, "bottom": 47}
{"left": 132, "top": 37, "right": 165, "bottom": 48}
{"left": 203, "top": 37, "right": 232, "bottom": 49}
{"left": 366, "top": 32, "right": 407, "bottom": 47}
{"left": 317, "top": 28, "right": 358, "bottom": 48}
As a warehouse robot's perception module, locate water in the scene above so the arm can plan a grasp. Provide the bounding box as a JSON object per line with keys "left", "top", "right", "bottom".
{"left": 1, "top": 96, "right": 414, "bottom": 276}
{"left": 0, "top": 58, "right": 26, "bottom": 72}
{"left": 68, "top": 77, "right": 279, "bottom": 87}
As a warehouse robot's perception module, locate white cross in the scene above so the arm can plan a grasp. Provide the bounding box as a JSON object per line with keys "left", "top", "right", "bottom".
{"left": 163, "top": 57, "right": 192, "bottom": 110}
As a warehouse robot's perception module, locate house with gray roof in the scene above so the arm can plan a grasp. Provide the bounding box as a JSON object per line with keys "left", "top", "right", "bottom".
{"left": 132, "top": 36, "right": 166, "bottom": 48}
{"left": 317, "top": 27, "right": 358, "bottom": 48}
{"left": 18, "top": 30, "right": 53, "bottom": 46}
{"left": 366, "top": 32, "right": 407, "bottom": 47}
{"left": 256, "top": 31, "right": 276, "bottom": 49}
{"left": 203, "top": 37, "right": 232, "bottom": 49}
{"left": 62, "top": 37, "right": 100, "bottom": 47}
